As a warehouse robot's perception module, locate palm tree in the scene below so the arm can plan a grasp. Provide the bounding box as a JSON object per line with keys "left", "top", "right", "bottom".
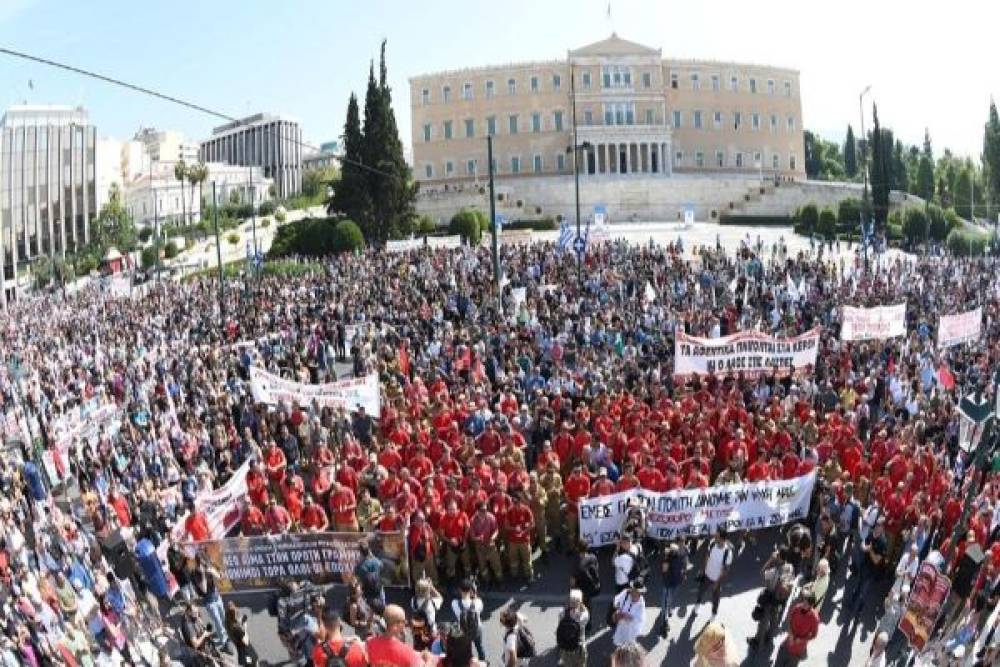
{"left": 174, "top": 159, "right": 188, "bottom": 227}
{"left": 187, "top": 161, "right": 208, "bottom": 224}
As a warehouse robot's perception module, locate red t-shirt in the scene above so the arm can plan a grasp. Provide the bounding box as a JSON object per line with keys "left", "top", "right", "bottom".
{"left": 312, "top": 638, "right": 368, "bottom": 667}
{"left": 185, "top": 511, "right": 211, "bottom": 542}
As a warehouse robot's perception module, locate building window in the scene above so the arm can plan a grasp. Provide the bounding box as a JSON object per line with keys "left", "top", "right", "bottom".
{"left": 582, "top": 72, "right": 591, "bottom": 89}
{"left": 674, "top": 151, "right": 683, "bottom": 166}
{"left": 604, "top": 102, "right": 635, "bottom": 126}
{"left": 716, "top": 151, "right": 725, "bottom": 167}
{"left": 784, "top": 81, "right": 792, "bottom": 97}
{"left": 749, "top": 78, "right": 757, "bottom": 94}
{"left": 425, "top": 164, "right": 433, "bottom": 178}
{"left": 691, "top": 73, "right": 700, "bottom": 90}
{"left": 787, "top": 115, "right": 796, "bottom": 131}
{"left": 670, "top": 73, "right": 679, "bottom": 89}
{"left": 770, "top": 114, "right": 778, "bottom": 131}
{"left": 713, "top": 111, "right": 722, "bottom": 129}
{"left": 443, "top": 120, "right": 453, "bottom": 140}
{"left": 602, "top": 65, "right": 631, "bottom": 88}
{"left": 642, "top": 72, "right": 651, "bottom": 88}
{"left": 530, "top": 76, "right": 539, "bottom": 92}
{"left": 554, "top": 111, "right": 564, "bottom": 131}
{"left": 533, "top": 154, "right": 543, "bottom": 173}
{"left": 509, "top": 114, "right": 518, "bottom": 134}
{"left": 645, "top": 109, "right": 654, "bottom": 125}
{"left": 557, "top": 153, "right": 566, "bottom": 171}
{"left": 696, "top": 151, "right": 705, "bottom": 168}
{"left": 421, "top": 88, "right": 430, "bottom": 105}
{"left": 712, "top": 74, "right": 720, "bottom": 91}
{"left": 767, "top": 79, "right": 775, "bottom": 95}
{"left": 753, "top": 151, "right": 762, "bottom": 165}
{"left": 511, "top": 156, "right": 520, "bottom": 174}
{"left": 735, "top": 152, "right": 744, "bottom": 168}
{"left": 508, "top": 78, "right": 516, "bottom": 94}
{"left": 423, "top": 124, "right": 432, "bottom": 142}
{"left": 584, "top": 110, "right": 593, "bottom": 125}
{"left": 467, "top": 159, "right": 477, "bottom": 175}
{"left": 446, "top": 161, "right": 454, "bottom": 175}
{"left": 553, "top": 74, "right": 561, "bottom": 90}
{"left": 443, "top": 85, "right": 451, "bottom": 102}
{"left": 673, "top": 110, "right": 682, "bottom": 128}
{"left": 486, "top": 80, "right": 495, "bottom": 97}
{"left": 532, "top": 113, "right": 541, "bottom": 133}
{"left": 492, "top": 159, "right": 499, "bottom": 174}
{"left": 730, "top": 75, "right": 738, "bottom": 91}
{"left": 772, "top": 154, "right": 779, "bottom": 170}
{"left": 734, "top": 112, "right": 742, "bottom": 130}
{"left": 789, "top": 154, "right": 797, "bottom": 170}
{"left": 487, "top": 116, "right": 496, "bottom": 136}
{"left": 462, "top": 83, "right": 473, "bottom": 100}
{"left": 694, "top": 110, "right": 703, "bottom": 129}
{"left": 465, "top": 118, "right": 475, "bottom": 138}
{"left": 751, "top": 113, "right": 760, "bottom": 131}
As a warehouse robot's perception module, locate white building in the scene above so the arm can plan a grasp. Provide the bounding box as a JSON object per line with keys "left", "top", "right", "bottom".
{"left": 95, "top": 138, "right": 124, "bottom": 211}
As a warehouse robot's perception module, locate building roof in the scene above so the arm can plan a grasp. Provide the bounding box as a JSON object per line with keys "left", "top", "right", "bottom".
{"left": 569, "top": 33, "right": 660, "bottom": 57}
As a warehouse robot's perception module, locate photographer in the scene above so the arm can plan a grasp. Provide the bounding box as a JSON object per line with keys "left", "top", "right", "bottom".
{"left": 225, "top": 601, "right": 258, "bottom": 666}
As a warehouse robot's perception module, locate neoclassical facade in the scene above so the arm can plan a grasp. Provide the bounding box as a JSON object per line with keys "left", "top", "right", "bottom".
{"left": 409, "top": 34, "right": 804, "bottom": 185}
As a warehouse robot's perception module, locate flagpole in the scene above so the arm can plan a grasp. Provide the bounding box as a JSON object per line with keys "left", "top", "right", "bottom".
{"left": 571, "top": 63, "right": 583, "bottom": 288}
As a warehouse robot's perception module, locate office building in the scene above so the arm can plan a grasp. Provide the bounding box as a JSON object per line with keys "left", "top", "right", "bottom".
{"left": 199, "top": 113, "right": 302, "bottom": 198}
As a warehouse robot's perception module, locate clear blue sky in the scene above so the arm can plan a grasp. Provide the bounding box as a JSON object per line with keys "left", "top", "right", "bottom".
{"left": 0, "top": 0, "right": 995, "bottom": 159}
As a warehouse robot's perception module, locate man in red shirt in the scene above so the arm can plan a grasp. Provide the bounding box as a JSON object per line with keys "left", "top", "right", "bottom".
{"left": 407, "top": 512, "right": 438, "bottom": 584}
{"left": 312, "top": 611, "right": 367, "bottom": 667}
{"left": 241, "top": 503, "right": 266, "bottom": 536}
{"left": 564, "top": 464, "right": 591, "bottom": 542}
{"left": 329, "top": 482, "right": 358, "bottom": 532}
{"left": 183, "top": 503, "right": 211, "bottom": 542}
{"left": 265, "top": 498, "right": 292, "bottom": 534}
{"left": 505, "top": 493, "right": 535, "bottom": 580}
{"left": 779, "top": 591, "right": 820, "bottom": 666}
{"left": 468, "top": 502, "right": 502, "bottom": 584}
{"left": 365, "top": 604, "right": 425, "bottom": 667}
{"left": 300, "top": 495, "right": 329, "bottom": 532}
{"left": 438, "top": 500, "right": 471, "bottom": 580}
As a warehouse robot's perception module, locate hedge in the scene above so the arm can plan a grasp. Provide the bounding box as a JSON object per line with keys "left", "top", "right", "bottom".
{"left": 504, "top": 217, "right": 557, "bottom": 231}
{"left": 817, "top": 208, "right": 837, "bottom": 240}
{"left": 332, "top": 220, "right": 364, "bottom": 253}
{"left": 947, "top": 228, "right": 989, "bottom": 257}
{"left": 449, "top": 209, "right": 484, "bottom": 245}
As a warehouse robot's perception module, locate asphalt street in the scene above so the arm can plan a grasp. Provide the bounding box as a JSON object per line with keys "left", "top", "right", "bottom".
{"left": 182, "top": 527, "right": 896, "bottom": 667}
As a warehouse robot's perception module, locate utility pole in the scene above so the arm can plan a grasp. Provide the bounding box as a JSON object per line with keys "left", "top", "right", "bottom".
{"left": 859, "top": 85, "right": 872, "bottom": 272}
{"left": 487, "top": 134, "right": 500, "bottom": 311}
{"left": 212, "top": 182, "right": 226, "bottom": 330}
{"left": 246, "top": 131, "right": 259, "bottom": 279}
{"left": 571, "top": 63, "right": 584, "bottom": 287}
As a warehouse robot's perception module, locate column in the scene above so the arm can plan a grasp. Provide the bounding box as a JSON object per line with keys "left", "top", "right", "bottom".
{"left": 640, "top": 143, "right": 648, "bottom": 173}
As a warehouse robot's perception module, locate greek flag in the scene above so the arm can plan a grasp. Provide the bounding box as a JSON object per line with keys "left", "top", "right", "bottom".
{"left": 558, "top": 220, "right": 573, "bottom": 253}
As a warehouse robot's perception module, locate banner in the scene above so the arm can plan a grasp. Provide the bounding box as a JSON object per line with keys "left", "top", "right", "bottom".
{"left": 250, "top": 367, "right": 381, "bottom": 417}
{"left": 840, "top": 304, "right": 907, "bottom": 341}
{"left": 425, "top": 235, "right": 462, "bottom": 249}
{"left": 590, "top": 204, "right": 610, "bottom": 243}
{"left": 173, "top": 459, "right": 251, "bottom": 542}
{"left": 194, "top": 531, "right": 408, "bottom": 592}
{"left": 579, "top": 472, "right": 816, "bottom": 547}
{"left": 938, "top": 307, "right": 981, "bottom": 348}
{"left": 898, "top": 562, "right": 951, "bottom": 651}
{"left": 385, "top": 239, "right": 422, "bottom": 253}
{"left": 499, "top": 230, "right": 533, "bottom": 245}
{"left": 673, "top": 328, "right": 820, "bottom": 378}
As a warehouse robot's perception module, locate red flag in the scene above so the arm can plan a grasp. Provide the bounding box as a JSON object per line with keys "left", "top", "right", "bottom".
{"left": 399, "top": 345, "right": 411, "bottom": 377}
{"left": 937, "top": 364, "right": 955, "bottom": 391}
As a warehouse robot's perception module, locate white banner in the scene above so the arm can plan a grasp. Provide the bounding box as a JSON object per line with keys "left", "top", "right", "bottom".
{"left": 250, "top": 367, "right": 381, "bottom": 417}
{"left": 579, "top": 472, "right": 816, "bottom": 546}
{"left": 938, "top": 307, "right": 981, "bottom": 348}
{"left": 674, "top": 328, "right": 820, "bottom": 378}
{"left": 173, "top": 459, "right": 251, "bottom": 542}
{"left": 385, "top": 239, "right": 422, "bottom": 253}
{"left": 425, "top": 234, "right": 463, "bottom": 249}
{"left": 841, "top": 304, "right": 907, "bottom": 341}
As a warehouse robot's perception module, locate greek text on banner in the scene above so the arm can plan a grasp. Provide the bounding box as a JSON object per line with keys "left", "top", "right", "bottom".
{"left": 840, "top": 304, "right": 907, "bottom": 341}
{"left": 937, "top": 307, "right": 981, "bottom": 348}
{"left": 673, "top": 328, "right": 820, "bottom": 378}
{"left": 578, "top": 471, "right": 816, "bottom": 547}
{"left": 250, "top": 367, "right": 381, "bottom": 417}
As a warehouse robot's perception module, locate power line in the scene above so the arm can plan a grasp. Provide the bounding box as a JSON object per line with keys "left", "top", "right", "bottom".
{"left": 0, "top": 46, "right": 399, "bottom": 181}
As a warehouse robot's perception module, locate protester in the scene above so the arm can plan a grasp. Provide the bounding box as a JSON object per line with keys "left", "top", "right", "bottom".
{"left": 555, "top": 589, "right": 588, "bottom": 667}
{"left": 611, "top": 580, "right": 646, "bottom": 647}
{"left": 697, "top": 528, "right": 734, "bottom": 618}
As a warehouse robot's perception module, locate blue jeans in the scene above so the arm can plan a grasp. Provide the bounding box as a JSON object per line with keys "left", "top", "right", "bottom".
{"left": 661, "top": 583, "right": 678, "bottom": 621}
{"left": 203, "top": 594, "right": 228, "bottom": 646}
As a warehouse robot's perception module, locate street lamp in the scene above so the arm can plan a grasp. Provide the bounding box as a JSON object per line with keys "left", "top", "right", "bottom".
{"left": 568, "top": 62, "right": 591, "bottom": 287}
{"left": 950, "top": 374, "right": 1000, "bottom": 555}
{"left": 859, "top": 85, "right": 872, "bottom": 271}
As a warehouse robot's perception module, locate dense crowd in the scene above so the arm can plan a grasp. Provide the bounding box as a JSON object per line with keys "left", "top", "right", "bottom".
{"left": 0, "top": 235, "right": 998, "bottom": 667}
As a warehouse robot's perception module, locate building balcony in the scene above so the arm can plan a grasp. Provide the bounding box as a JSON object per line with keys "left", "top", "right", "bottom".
{"left": 576, "top": 122, "right": 672, "bottom": 145}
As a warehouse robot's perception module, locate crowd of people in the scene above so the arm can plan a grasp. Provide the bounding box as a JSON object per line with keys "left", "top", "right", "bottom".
{"left": 0, "top": 232, "right": 998, "bottom": 667}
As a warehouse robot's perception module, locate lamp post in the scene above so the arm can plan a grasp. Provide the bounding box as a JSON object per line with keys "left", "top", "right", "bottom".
{"left": 950, "top": 372, "right": 1000, "bottom": 555}
{"left": 859, "top": 85, "right": 872, "bottom": 271}
{"left": 487, "top": 134, "right": 500, "bottom": 312}
{"left": 569, "top": 64, "right": 587, "bottom": 287}
{"left": 212, "top": 182, "right": 226, "bottom": 332}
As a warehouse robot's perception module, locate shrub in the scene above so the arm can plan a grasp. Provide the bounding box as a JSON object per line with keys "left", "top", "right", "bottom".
{"left": 902, "top": 208, "right": 929, "bottom": 245}
{"left": 797, "top": 202, "right": 819, "bottom": 234}
{"left": 332, "top": 220, "right": 365, "bottom": 253}
{"left": 449, "top": 209, "right": 484, "bottom": 245}
{"left": 416, "top": 215, "right": 437, "bottom": 235}
{"left": 141, "top": 245, "right": 158, "bottom": 269}
{"left": 947, "top": 228, "right": 988, "bottom": 257}
{"left": 138, "top": 227, "right": 153, "bottom": 243}
{"left": 836, "top": 198, "right": 869, "bottom": 231}
{"left": 227, "top": 233, "right": 240, "bottom": 245}
{"left": 258, "top": 200, "right": 276, "bottom": 216}
{"left": 926, "top": 204, "right": 949, "bottom": 241}
{"left": 944, "top": 208, "right": 962, "bottom": 230}
{"left": 275, "top": 209, "right": 287, "bottom": 224}
{"left": 260, "top": 217, "right": 271, "bottom": 228}
{"left": 817, "top": 207, "right": 837, "bottom": 239}
{"left": 163, "top": 240, "right": 180, "bottom": 259}
{"left": 504, "top": 217, "right": 557, "bottom": 231}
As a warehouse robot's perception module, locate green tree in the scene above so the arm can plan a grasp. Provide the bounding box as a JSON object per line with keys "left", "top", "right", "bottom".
{"left": 303, "top": 167, "right": 338, "bottom": 200}
{"left": 818, "top": 207, "right": 837, "bottom": 239}
{"left": 837, "top": 198, "right": 868, "bottom": 229}
{"left": 328, "top": 92, "right": 372, "bottom": 229}
{"left": 186, "top": 161, "right": 208, "bottom": 223}
{"left": 92, "top": 184, "right": 137, "bottom": 252}
{"left": 869, "top": 104, "right": 890, "bottom": 228}
{"left": 449, "top": 209, "right": 483, "bottom": 245}
{"left": 892, "top": 140, "right": 908, "bottom": 192}
{"left": 797, "top": 202, "right": 819, "bottom": 233}
{"left": 844, "top": 125, "right": 857, "bottom": 178}
{"left": 926, "top": 203, "right": 950, "bottom": 241}
{"left": 984, "top": 100, "right": 1000, "bottom": 213}
{"left": 947, "top": 228, "right": 987, "bottom": 256}
{"left": 901, "top": 207, "right": 929, "bottom": 245}
{"left": 954, "top": 165, "right": 974, "bottom": 220}
{"left": 916, "top": 130, "right": 935, "bottom": 202}
{"left": 174, "top": 159, "right": 188, "bottom": 226}
{"left": 332, "top": 219, "right": 365, "bottom": 252}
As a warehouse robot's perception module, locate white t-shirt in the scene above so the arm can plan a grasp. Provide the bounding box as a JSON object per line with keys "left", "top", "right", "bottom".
{"left": 613, "top": 548, "right": 638, "bottom": 586}
{"left": 704, "top": 541, "right": 733, "bottom": 582}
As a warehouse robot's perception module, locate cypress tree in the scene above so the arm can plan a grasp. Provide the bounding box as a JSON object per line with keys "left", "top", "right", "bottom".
{"left": 916, "top": 129, "right": 935, "bottom": 202}
{"left": 328, "top": 93, "right": 371, "bottom": 229}
{"left": 844, "top": 124, "right": 857, "bottom": 178}
{"left": 984, "top": 99, "right": 1000, "bottom": 212}
{"left": 869, "top": 104, "right": 890, "bottom": 227}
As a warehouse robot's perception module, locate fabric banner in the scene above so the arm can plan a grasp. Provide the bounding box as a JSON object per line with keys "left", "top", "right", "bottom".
{"left": 193, "top": 531, "right": 408, "bottom": 592}
{"left": 840, "top": 304, "right": 907, "bottom": 341}
{"left": 579, "top": 472, "right": 816, "bottom": 547}
{"left": 673, "top": 328, "right": 820, "bottom": 378}
{"left": 385, "top": 239, "right": 422, "bottom": 253}
{"left": 250, "top": 367, "right": 381, "bottom": 417}
{"left": 938, "top": 307, "right": 981, "bottom": 348}
{"left": 173, "top": 459, "right": 251, "bottom": 542}
{"left": 499, "top": 230, "right": 533, "bottom": 245}
{"left": 425, "top": 235, "right": 462, "bottom": 249}
{"left": 898, "top": 562, "right": 951, "bottom": 651}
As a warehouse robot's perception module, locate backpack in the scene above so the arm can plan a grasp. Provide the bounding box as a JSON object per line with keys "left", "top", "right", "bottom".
{"left": 458, "top": 600, "right": 481, "bottom": 638}
{"left": 507, "top": 625, "right": 536, "bottom": 660}
{"left": 628, "top": 547, "right": 649, "bottom": 581}
{"left": 555, "top": 611, "right": 582, "bottom": 652}
{"left": 320, "top": 640, "right": 351, "bottom": 667}
{"left": 578, "top": 555, "right": 601, "bottom": 595}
